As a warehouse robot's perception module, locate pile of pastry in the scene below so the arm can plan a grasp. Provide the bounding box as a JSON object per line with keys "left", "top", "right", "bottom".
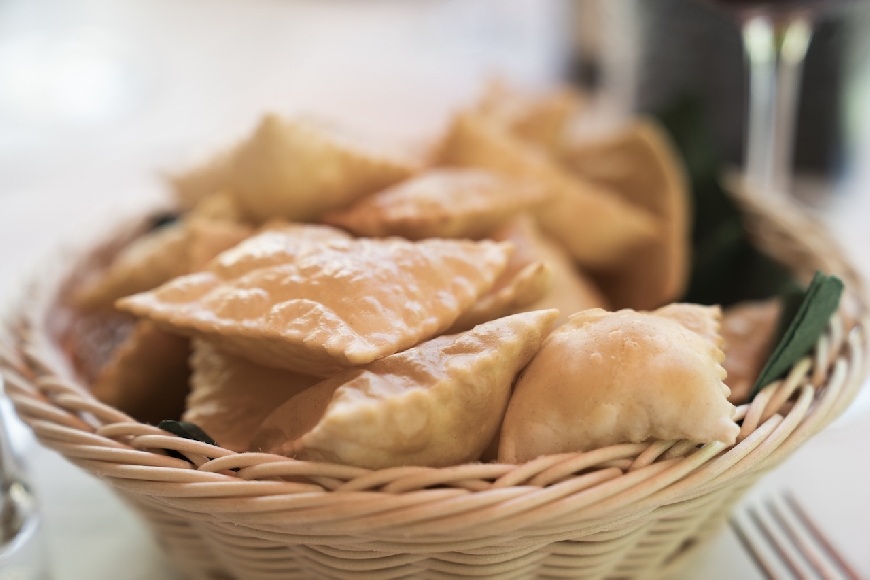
{"left": 70, "top": 84, "right": 781, "bottom": 469}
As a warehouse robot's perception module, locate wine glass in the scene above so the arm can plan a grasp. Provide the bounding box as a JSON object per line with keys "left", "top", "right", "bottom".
{"left": 708, "top": 0, "right": 860, "bottom": 197}
{"left": 0, "top": 381, "right": 49, "bottom": 580}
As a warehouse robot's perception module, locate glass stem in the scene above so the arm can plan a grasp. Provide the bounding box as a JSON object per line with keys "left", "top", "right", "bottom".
{"left": 742, "top": 12, "right": 813, "bottom": 197}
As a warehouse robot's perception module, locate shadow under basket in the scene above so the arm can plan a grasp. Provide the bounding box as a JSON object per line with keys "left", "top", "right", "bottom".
{"left": 1, "top": 192, "right": 868, "bottom": 580}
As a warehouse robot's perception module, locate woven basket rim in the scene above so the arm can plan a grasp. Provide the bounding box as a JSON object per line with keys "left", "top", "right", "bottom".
{"left": 1, "top": 189, "right": 869, "bottom": 542}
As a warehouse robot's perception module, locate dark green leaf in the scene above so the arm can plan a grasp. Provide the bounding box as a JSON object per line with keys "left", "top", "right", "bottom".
{"left": 158, "top": 420, "right": 216, "bottom": 446}
{"left": 751, "top": 272, "right": 844, "bottom": 398}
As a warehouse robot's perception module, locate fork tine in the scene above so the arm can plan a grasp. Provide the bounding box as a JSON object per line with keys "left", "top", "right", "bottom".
{"left": 747, "top": 504, "right": 816, "bottom": 580}
{"left": 766, "top": 496, "right": 841, "bottom": 580}
{"left": 730, "top": 515, "right": 784, "bottom": 580}
{"left": 783, "top": 492, "right": 864, "bottom": 580}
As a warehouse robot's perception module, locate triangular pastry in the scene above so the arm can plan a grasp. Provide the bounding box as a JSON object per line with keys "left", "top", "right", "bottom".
{"left": 322, "top": 168, "right": 549, "bottom": 240}
{"left": 437, "top": 112, "right": 657, "bottom": 268}
{"left": 184, "top": 341, "right": 319, "bottom": 452}
{"left": 499, "top": 305, "right": 738, "bottom": 463}
{"left": 250, "top": 310, "right": 559, "bottom": 469}
{"left": 169, "top": 148, "right": 236, "bottom": 211}
{"left": 118, "top": 232, "right": 512, "bottom": 376}
{"left": 229, "top": 115, "right": 419, "bottom": 223}
{"left": 491, "top": 216, "right": 609, "bottom": 326}
{"left": 562, "top": 120, "right": 690, "bottom": 309}
{"left": 720, "top": 299, "right": 781, "bottom": 404}
{"left": 74, "top": 217, "right": 252, "bottom": 311}
{"left": 91, "top": 320, "right": 191, "bottom": 425}
{"left": 448, "top": 259, "right": 552, "bottom": 333}
{"left": 475, "top": 81, "right": 585, "bottom": 155}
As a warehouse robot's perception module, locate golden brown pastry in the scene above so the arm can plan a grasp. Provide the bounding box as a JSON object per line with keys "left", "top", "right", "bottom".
{"left": 118, "top": 233, "right": 512, "bottom": 377}
{"left": 499, "top": 305, "right": 737, "bottom": 463}
{"left": 448, "top": 259, "right": 552, "bottom": 334}
{"left": 209, "top": 222, "right": 351, "bottom": 280}
{"left": 491, "top": 216, "right": 609, "bottom": 326}
{"left": 475, "top": 80, "right": 585, "bottom": 155}
{"left": 169, "top": 148, "right": 236, "bottom": 211}
{"left": 91, "top": 320, "right": 191, "bottom": 425}
{"left": 437, "top": 112, "right": 657, "bottom": 269}
{"left": 188, "top": 190, "right": 243, "bottom": 222}
{"left": 229, "top": 115, "right": 419, "bottom": 223}
{"left": 74, "top": 217, "right": 252, "bottom": 311}
{"left": 249, "top": 310, "right": 559, "bottom": 469}
{"left": 322, "top": 168, "right": 549, "bottom": 240}
{"left": 721, "top": 299, "right": 781, "bottom": 404}
{"left": 562, "top": 120, "right": 690, "bottom": 310}
{"left": 184, "top": 341, "right": 319, "bottom": 452}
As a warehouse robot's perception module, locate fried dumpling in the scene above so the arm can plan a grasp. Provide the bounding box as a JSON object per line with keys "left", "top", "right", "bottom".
{"left": 721, "top": 299, "right": 781, "bottom": 404}
{"left": 118, "top": 233, "right": 512, "bottom": 376}
{"left": 562, "top": 120, "right": 690, "bottom": 310}
{"left": 437, "top": 112, "right": 657, "bottom": 268}
{"left": 448, "top": 258, "right": 551, "bottom": 333}
{"left": 250, "top": 310, "right": 559, "bottom": 469}
{"left": 208, "top": 222, "right": 351, "bottom": 279}
{"left": 229, "top": 115, "right": 419, "bottom": 223}
{"left": 499, "top": 306, "right": 738, "bottom": 463}
{"left": 322, "top": 168, "right": 549, "bottom": 240}
{"left": 74, "top": 217, "right": 253, "bottom": 310}
{"left": 184, "top": 341, "right": 319, "bottom": 452}
{"left": 492, "top": 216, "right": 609, "bottom": 326}
{"left": 169, "top": 148, "right": 236, "bottom": 211}
{"left": 475, "top": 81, "right": 585, "bottom": 155}
{"left": 91, "top": 320, "right": 191, "bottom": 425}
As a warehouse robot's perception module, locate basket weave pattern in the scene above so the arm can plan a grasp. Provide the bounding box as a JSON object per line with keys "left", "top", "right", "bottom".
{"left": 1, "top": 194, "right": 868, "bottom": 580}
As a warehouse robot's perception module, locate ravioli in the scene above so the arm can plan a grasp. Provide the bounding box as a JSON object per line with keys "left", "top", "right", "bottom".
{"left": 229, "top": 115, "right": 419, "bottom": 223}
{"left": 491, "top": 216, "right": 609, "bottom": 326}
{"left": 118, "top": 233, "right": 512, "bottom": 376}
{"left": 475, "top": 81, "right": 584, "bottom": 155}
{"left": 250, "top": 310, "right": 559, "bottom": 469}
{"left": 91, "top": 320, "right": 191, "bottom": 425}
{"left": 169, "top": 148, "right": 236, "bottom": 210}
{"left": 437, "top": 112, "right": 657, "bottom": 268}
{"left": 322, "top": 168, "right": 549, "bottom": 240}
{"left": 499, "top": 306, "right": 738, "bottom": 463}
{"left": 184, "top": 341, "right": 319, "bottom": 452}
{"left": 721, "top": 299, "right": 781, "bottom": 404}
{"left": 74, "top": 217, "right": 252, "bottom": 311}
{"left": 562, "top": 121, "right": 690, "bottom": 310}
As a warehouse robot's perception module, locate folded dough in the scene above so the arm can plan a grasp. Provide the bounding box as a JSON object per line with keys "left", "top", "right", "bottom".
{"left": 229, "top": 115, "right": 419, "bottom": 223}
{"left": 184, "top": 341, "right": 319, "bottom": 452}
{"left": 562, "top": 120, "right": 690, "bottom": 310}
{"left": 118, "top": 232, "right": 512, "bottom": 376}
{"left": 322, "top": 168, "right": 549, "bottom": 240}
{"left": 499, "top": 306, "right": 738, "bottom": 463}
{"left": 169, "top": 148, "right": 236, "bottom": 211}
{"left": 491, "top": 216, "right": 609, "bottom": 326}
{"left": 721, "top": 299, "right": 781, "bottom": 404}
{"left": 250, "top": 309, "right": 559, "bottom": 469}
{"left": 91, "top": 320, "right": 191, "bottom": 425}
{"left": 74, "top": 217, "right": 253, "bottom": 311}
{"left": 475, "top": 81, "right": 585, "bottom": 155}
{"left": 448, "top": 259, "right": 552, "bottom": 333}
{"left": 437, "top": 112, "right": 657, "bottom": 269}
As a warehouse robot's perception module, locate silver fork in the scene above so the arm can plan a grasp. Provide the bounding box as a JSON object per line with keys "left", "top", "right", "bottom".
{"left": 730, "top": 492, "right": 864, "bottom": 580}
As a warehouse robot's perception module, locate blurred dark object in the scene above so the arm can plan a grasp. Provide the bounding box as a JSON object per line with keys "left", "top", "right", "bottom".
{"left": 567, "top": 0, "right": 870, "bottom": 178}
{"left": 654, "top": 93, "right": 797, "bottom": 307}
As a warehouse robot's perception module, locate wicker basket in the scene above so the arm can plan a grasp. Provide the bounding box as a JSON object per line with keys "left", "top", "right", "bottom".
{"left": 1, "top": 191, "right": 867, "bottom": 580}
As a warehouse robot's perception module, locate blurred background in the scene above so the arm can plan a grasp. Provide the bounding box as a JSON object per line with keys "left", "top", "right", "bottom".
{"left": 1, "top": 0, "right": 869, "bottom": 578}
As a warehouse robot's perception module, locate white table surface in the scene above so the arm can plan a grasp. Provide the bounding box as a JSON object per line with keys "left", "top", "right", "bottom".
{"left": 1, "top": 1, "right": 870, "bottom": 578}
